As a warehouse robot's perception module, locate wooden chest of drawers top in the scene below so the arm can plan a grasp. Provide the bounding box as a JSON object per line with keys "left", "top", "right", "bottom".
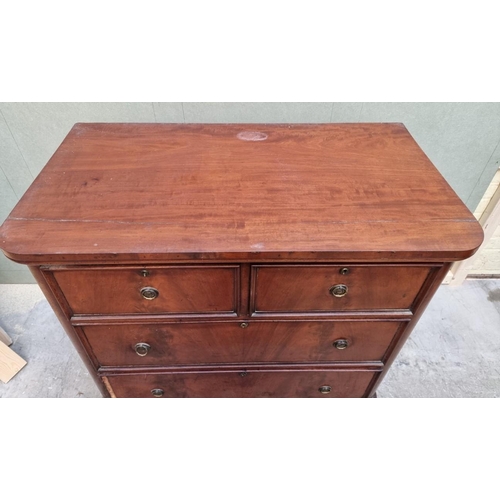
{"left": 0, "top": 123, "right": 482, "bottom": 264}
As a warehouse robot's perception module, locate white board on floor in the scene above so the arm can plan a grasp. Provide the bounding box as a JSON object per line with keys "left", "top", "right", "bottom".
{"left": 0, "top": 341, "right": 27, "bottom": 383}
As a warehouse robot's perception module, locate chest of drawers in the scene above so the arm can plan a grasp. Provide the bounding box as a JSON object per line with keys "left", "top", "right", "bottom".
{"left": 0, "top": 123, "right": 483, "bottom": 397}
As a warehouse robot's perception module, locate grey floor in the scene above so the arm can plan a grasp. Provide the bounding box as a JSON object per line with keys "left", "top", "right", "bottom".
{"left": 1, "top": 280, "right": 499, "bottom": 398}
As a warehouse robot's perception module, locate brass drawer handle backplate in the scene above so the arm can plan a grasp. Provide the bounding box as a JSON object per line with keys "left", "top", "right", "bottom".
{"left": 333, "top": 339, "right": 349, "bottom": 350}
{"left": 329, "top": 284, "right": 348, "bottom": 297}
{"left": 140, "top": 287, "right": 159, "bottom": 300}
{"left": 134, "top": 342, "right": 151, "bottom": 356}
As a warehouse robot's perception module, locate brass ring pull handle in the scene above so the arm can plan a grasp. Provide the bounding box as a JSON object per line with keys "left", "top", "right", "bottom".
{"left": 134, "top": 342, "right": 151, "bottom": 356}
{"left": 240, "top": 322, "right": 249, "bottom": 329}
{"left": 140, "top": 287, "right": 159, "bottom": 300}
{"left": 329, "top": 284, "right": 348, "bottom": 297}
{"left": 319, "top": 385, "right": 332, "bottom": 394}
{"left": 151, "top": 388, "right": 164, "bottom": 397}
{"left": 333, "top": 339, "right": 349, "bottom": 350}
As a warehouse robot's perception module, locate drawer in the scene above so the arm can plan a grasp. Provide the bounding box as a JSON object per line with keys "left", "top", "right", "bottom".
{"left": 84, "top": 320, "right": 401, "bottom": 367}
{"left": 252, "top": 265, "right": 433, "bottom": 313}
{"left": 104, "top": 369, "right": 377, "bottom": 398}
{"left": 51, "top": 266, "right": 238, "bottom": 315}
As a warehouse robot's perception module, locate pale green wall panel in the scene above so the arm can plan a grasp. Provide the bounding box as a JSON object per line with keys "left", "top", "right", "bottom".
{"left": 0, "top": 269, "right": 36, "bottom": 284}
{"left": 0, "top": 252, "right": 25, "bottom": 271}
{"left": 330, "top": 102, "right": 364, "bottom": 122}
{"left": 0, "top": 103, "right": 156, "bottom": 177}
{"left": 0, "top": 247, "right": 36, "bottom": 284}
{"left": 0, "top": 110, "right": 33, "bottom": 198}
{"left": 152, "top": 102, "right": 185, "bottom": 122}
{"left": 182, "top": 102, "right": 333, "bottom": 123}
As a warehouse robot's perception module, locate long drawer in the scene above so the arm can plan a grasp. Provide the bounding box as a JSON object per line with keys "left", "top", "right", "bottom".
{"left": 83, "top": 320, "right": 402, "bottom": 367}
{"left": 103, "top": 369, "right": 378, "bottom": 398}
{"left": 252, "top": 265, "right": 433, "bottom": 314}
{"left": 51, "top": 265, "right": 238, "bottom": 315}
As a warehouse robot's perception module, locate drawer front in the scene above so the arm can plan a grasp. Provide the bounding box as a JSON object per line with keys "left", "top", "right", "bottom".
{"left": 252, "top": 265, "right": 433, "bottom": 313}
{"left": 84, "top": 320, "right": 401, "bottom": 367}
{"left": 51, "top": 266, "right": 238, "bottom": 315}
{"left": 105, "top": 369, "right": 377, "bottom": 398}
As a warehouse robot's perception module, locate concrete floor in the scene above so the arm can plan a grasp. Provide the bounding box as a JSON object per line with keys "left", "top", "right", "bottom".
{"left": 1, "top": 280, "right": 499, "bottom": 398}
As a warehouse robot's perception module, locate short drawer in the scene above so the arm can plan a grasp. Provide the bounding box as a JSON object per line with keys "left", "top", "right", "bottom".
{"left": 51, "top": 266, "right": 238, "bottom": 315}
{"left": 84, "top": 320, "right": 401, "bottom": 367}
{"left": 252, "top": 265, "right": 433, "bottom": 313}
{"left": 104, "top": 369, "right": 378, "bottom": 398}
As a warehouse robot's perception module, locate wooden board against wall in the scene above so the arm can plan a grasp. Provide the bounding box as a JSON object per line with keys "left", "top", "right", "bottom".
{"left": 446, "top": 167, "right": 500, "bottom": 285}
{"left": 468, "top": 168, "right": 500, "bottom": 276}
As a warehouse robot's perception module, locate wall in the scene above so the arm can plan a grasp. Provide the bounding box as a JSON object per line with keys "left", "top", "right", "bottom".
{"left": 1, "top": 102, "right": 500, "bottom": 283}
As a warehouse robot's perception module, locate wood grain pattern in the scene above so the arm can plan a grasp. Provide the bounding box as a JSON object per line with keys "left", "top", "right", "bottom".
{"left": 51, "top": 265, "right": 238, "bottom": 316}
{"left": 0, "top": 326, "right": 13, "bottom": 347}
{"left": 70, "top": 309, "right": 414, "bottom": 325}
{"left": 101, "top": 376, "right": 116, "bottom": 398}
{"left": 83, "top": 320, "right": 402, "bottom": 367}
{"left": 0, "top": 124, "right": 484, "bottom": 398}
{"left": 0, "top": 341, "right": 27, "bottom": 383}
{"left": 106, "top": 368, "right": 378, "bottom": 398}
{"left": 0, "top": 123, "right": 483, "bottom": 264}
{"left": 253, "top": 265, "right": 433, "bottom": 313}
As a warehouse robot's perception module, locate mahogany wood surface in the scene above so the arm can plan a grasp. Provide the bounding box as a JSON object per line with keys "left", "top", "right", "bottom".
{"left": 0, "top": 123, "right": 483, "bottom": 264}
{"left": 50, "top": 265, "right": 238, "bottom": 315}
{"left": 253, "top": 264, "right": 433, "bottom": 313}
{"left": 0, "top": 124, "right": 484, "bottom": 398}
{"left": 106, "top": 368, "right": 377, "bottom": 398}
{"left": 83, "top": 320, "right": 402, "bottom": 367}
{"left": 71, "top": 309, "right": 414, "bottom": 324}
